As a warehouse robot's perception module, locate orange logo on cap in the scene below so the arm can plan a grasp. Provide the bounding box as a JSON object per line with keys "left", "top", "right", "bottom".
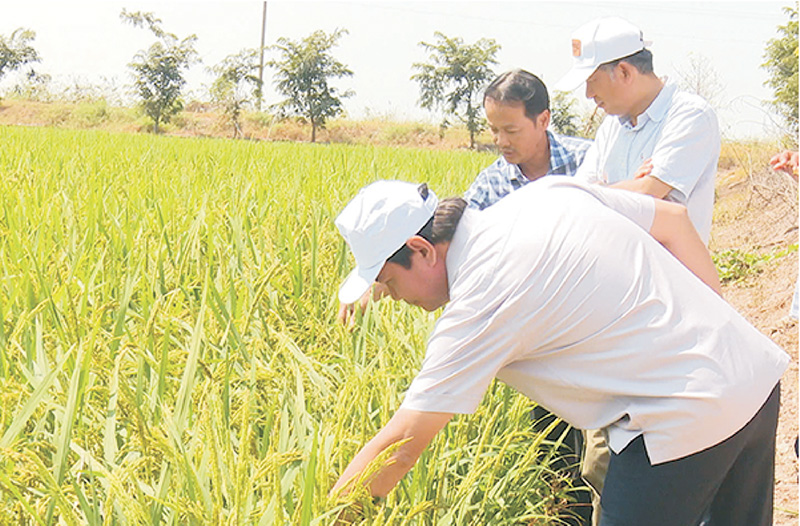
{"left": 572, "top": 39, "right": 582, "bottom": 57}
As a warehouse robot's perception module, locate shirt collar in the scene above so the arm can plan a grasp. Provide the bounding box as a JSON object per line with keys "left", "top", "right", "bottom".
{"left": 498, "top": 130, "right": 569, "bottom": 178}
{"left": 497, "top": 156, "right": 528, "bottom": 184}
{"left": 618, "top": 78, "right": 677, "bottom": 129}
{"left": 445, "top": 207, "right": 479, "bottom": 291}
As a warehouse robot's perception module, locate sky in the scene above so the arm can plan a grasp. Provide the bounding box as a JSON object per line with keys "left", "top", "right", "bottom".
{"left": 0, "top": 1, "right": 794, "bottom": 140}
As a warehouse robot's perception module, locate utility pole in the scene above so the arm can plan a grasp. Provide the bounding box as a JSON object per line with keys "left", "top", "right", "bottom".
{"left": 257, "top": 1, "right": 267, "bottom": 112}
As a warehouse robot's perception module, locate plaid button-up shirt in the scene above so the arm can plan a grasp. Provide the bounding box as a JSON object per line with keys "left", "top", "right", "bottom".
{"left": 464, "top": 131, "right": 593, "bottom": 210}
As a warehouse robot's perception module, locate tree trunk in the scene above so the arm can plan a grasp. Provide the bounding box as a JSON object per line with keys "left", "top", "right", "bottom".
{"left": 311, "top": 118, "right": 317, "bottom": 143}
{"left": 153, "top": 115, "right": 160, "bottom": 134}
{"left": 467, "top": 99, "right": 476, "bottom": 149}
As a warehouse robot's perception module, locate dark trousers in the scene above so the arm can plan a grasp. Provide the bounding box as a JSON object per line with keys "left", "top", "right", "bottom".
{"left": 600, "top": 384, "right": 780, "bottom": 526}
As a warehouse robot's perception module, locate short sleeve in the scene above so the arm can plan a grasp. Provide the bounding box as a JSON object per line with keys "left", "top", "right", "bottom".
{"left": 463, "top": 170, "right": 492, "bottom": 210}
{"left": 648, "top": 104, "right": 720, "bottom": 202}
{"left": 542, "top": 177, "right": 656, "bottom": 232}
{"left": 582, "top": 184, "right": 655, "bottom": 231}
{"left": 463, "top": 159, "right": 510, "bottom": 210}
{"left": 400, "top": 274, "right": 521, "bottom": 414}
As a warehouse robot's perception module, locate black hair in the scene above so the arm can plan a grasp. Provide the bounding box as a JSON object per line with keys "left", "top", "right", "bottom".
{"left": 600, "top": 48, "right": 654, "bottom": 75}
{"left": 483, "top": 69, "right": 550, "bottom": 120}
{"left": 386, "top": 192, "right": 467, "bottom": 269}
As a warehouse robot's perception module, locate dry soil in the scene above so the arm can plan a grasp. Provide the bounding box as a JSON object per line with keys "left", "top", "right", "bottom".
{"left": 711, "top": 166, "right": 798, "bottom": 525}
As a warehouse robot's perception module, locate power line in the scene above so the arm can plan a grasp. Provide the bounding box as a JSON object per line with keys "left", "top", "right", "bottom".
{"left": 258, "top": 1, "right": 267, "bottom": 111}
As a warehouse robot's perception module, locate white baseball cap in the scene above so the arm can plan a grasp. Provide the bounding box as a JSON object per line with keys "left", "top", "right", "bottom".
{"left": 555, "top": 17, "right": 652, "bottom": 92}
{"left": 335, "top": 180, "right": 438, "bottom": 304}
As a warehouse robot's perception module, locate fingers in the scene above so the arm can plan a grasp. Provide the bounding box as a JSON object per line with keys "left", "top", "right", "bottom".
{"left": 360, "top": 289, "right": 371, "bottom": 311}
{"left": 769, "top": 152, "right": 788, "bottom": 171}
{"left": 634, "top": 158, "right": 653, "bottom": 179}
{"left": 337, "top": 302, "right": 354, "bottom": 325}
{"left": 769, "top": 151, "right": 799, "bottom": 175}
{"left": 337, "top": 287, "right": 377, "bottom": 328}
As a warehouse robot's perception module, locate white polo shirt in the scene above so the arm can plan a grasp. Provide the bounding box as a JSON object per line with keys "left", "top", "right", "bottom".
{"left": 575, "top": 81, "right": 720, "bottom": 244}
{"left": 400, "top": 177, "right": 788, "bottom": 465}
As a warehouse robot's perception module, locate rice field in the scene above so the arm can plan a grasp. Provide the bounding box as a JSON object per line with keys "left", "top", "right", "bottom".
{"left": 0, "top": 126, "right": 580, "bottom": 524}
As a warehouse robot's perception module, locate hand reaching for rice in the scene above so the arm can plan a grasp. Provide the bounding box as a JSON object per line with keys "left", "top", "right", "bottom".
{"left": 337, "top": 282, "right": 389, "bottom": 327}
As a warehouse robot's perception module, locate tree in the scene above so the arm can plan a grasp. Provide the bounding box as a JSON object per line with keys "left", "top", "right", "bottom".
{"left": 121, "top": 9, "right": 198, "bottom": 133}
{"left": 412, "top": 32, "right": 499, "bottom": 149}
{"left": 550, "top": 91, "right": 581, "bottom": 137}
{"left": 578, "top": 106, "right": 604, "bottom": 140}
{"left": 0, "top": 28, "right": 40, "bottom": 82}
{"left": 762, "top": 6, "right": 798, "bottom": 142}
{"left": 267, "top": 28, "right": 353, "bottom": 143}
{"left": 9, "top": 69, "right": 51, "bottom": 101}
{"left": 676, "top": 52, "right": 724, "bottom": 108}
{"left": 209, "top": 48, "right": 263, "bottom": 138}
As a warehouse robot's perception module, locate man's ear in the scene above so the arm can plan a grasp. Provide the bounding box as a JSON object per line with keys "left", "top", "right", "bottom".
{"left": 405, "top": 236, "right": 438, "bottom": 265}
{"left": 617, "top": 62, "right": 636, "bottom": 82}
{"left": 537, "top": 109, "right": 551, "bottom": 130}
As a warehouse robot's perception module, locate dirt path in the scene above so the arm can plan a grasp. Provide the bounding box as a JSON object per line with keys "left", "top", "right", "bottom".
{"left": 711, "top": 167, "right": 798, "bottom": 525}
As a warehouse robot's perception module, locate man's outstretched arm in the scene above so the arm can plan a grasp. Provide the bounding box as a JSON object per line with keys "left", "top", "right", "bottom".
{"left": 649, "top": 199, "right": 721, "bottom": 295}
{"left": 331, "top": 408, "right": 452, "bottom": 498}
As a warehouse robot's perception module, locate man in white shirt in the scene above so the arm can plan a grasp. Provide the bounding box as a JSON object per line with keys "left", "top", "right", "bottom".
{"left": 554, "top": 19, "right": 722, "bottom": 520}
{"left": 331, "top": 179, "right": 787, "bottom": 526}
{"left": 555, "top": 17, "right": 720, "bottom": 244}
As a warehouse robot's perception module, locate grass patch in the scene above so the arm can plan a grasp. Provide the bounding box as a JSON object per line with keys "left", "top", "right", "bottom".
{"left": 713, "top": 245, "right": 798, "bottom": 283}
{"left": 0, "top": 98, "right": 497, "bottom": 150}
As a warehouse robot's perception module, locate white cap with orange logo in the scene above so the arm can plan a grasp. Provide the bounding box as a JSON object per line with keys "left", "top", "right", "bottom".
{"left": 555, "top": 17, "right": 652, "bottom": 92}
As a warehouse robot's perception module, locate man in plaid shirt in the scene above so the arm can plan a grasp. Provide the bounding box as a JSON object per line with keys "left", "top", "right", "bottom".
{"left": 463, "top": 69, "right": 594, "bottom": 526}
{"left": 464, "top": 69, "right": 593, "bottom": 211}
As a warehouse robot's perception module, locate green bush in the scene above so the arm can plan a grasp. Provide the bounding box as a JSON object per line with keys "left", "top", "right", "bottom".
{"left": 713, "top": 245, "right": 798, "bottom": 283}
